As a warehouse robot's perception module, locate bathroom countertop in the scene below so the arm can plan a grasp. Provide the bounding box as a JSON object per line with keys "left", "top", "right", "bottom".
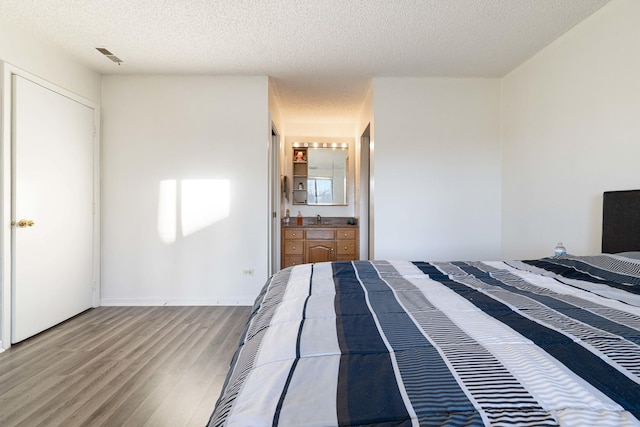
{"left": 282, "top": 217, "right": 358, "bottom": 228}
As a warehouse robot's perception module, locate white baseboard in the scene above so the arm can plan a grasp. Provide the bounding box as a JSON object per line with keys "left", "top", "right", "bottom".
{"left": 100, "top": 297, "right": 254, "bottom": 306}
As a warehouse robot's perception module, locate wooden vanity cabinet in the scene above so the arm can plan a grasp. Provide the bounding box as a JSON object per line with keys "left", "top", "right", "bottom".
{"left": 282, "top": 229, "right": 304, "bottom": 267}
{"left": 305, "top": 240, "right": 335, "bottom": 263}
{"left": 281, "top": 226, "right": 358, "bottom": 269}
{"left": 336, "top": 229, "right": 357, "bottom": 261}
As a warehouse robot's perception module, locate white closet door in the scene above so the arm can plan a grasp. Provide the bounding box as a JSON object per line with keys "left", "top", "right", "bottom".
{"left": 11, "top": 75, "right": 94, "bottom": 343}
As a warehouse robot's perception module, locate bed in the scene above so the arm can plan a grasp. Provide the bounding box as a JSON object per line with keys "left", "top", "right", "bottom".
{"left": 209, "top": 191, "right": 640, "bottom": 427}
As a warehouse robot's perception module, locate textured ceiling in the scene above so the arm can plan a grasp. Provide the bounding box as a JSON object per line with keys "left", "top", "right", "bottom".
{"left": 1, "top": 0, "right": 612, "bottom": 127}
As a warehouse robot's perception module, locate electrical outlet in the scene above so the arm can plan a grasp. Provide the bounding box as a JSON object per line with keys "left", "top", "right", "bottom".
{"left": 242, "top": 269, "right": 254, "bottom": 276}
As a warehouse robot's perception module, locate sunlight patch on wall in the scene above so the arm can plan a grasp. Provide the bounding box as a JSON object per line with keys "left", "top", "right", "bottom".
{"left": 157, "top": 179, "right": 230, "bottom": 244}
{"left": 158, "top": 180, "right": 177, "bottom": 243}
{"left": 181, "top": 179, "right": 230, "bottom": 237}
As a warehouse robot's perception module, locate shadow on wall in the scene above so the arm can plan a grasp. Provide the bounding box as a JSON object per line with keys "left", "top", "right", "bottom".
{"left": 157, "top": 179, "right": 230, "bottom": 244}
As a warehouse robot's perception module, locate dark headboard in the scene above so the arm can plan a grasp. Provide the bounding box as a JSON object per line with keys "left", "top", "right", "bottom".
{"left": 602, "top": 189, "right": 640, "bottom": 253}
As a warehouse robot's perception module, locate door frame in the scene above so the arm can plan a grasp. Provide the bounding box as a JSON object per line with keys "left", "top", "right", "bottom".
{"left": 267, "top": 118, "right": 281, "bottom": 276}
{"left": 359, "top": 124, "right": 371, "bottom": 259}
{"left": 0, "top": 63, "right": 101, "bottom": 350}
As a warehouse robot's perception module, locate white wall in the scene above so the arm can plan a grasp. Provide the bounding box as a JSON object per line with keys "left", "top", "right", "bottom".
{"left": 372, "top": 78, "right": 502, "bottom": 261}
{"left": 355, "top": 85, "right": 374, "bottom": 259}
{"left": 101, "top": 76, "right": 269, "bottom": 305}
{"left": 268, "top": 80, "right": 284, "bottom": 134}
{"left": 286, "top": 122, "right": 356, "bottom": 138}
{"left": 501, "top": 0, "right": 640, "bottom": 259}
{"left": 268, "top": 80, "right": 285, "bottom": 274}
{"left": 0, "top": 18, "right": 101, "bottom": 102}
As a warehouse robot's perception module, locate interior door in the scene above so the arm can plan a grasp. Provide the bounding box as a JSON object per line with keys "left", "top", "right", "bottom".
{"left": 11, "top": 75, "right": 95, "bottom": 343}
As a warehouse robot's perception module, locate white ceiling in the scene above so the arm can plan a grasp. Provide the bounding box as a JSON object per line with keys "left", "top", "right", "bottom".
{"left": 2, "top": 0, "right": 612, "bottom": 126}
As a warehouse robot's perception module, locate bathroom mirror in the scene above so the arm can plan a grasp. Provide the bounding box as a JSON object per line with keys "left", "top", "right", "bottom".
{"left": 306, "top": 148, "right": 348, "bottom": 205}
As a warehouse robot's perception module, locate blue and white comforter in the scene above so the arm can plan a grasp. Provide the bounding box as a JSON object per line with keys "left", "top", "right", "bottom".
{"left": 209, "top": 255, "right": 640, "bottom": 426}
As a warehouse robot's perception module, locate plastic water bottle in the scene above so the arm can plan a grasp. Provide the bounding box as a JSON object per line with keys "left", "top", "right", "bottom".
{"left": 554, "top": 242, "right": 567, "bottom": 257}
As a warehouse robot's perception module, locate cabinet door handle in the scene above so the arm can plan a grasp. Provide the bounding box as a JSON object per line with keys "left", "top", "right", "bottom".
{"left": 292, "top": 246, "right": 296, "bottom": 250}
{"left": 344, "top": 246, "right": 348, "bottom": 250}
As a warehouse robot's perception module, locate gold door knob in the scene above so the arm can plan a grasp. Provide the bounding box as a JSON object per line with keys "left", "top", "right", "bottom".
{"left": 17, "top": 219, "right": 35, "bottom": 228}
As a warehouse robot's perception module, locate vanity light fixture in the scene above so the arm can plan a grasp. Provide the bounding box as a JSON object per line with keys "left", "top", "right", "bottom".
{"left": 313, "top": 142, "right": 319, "bottom": 148}
{"left": 293, "top": 141, "right": 299, "bottom": 147}
{"left": 341, "top": 143, "right": 348, "bottom": 148}
{"left": 332, "top": 142, "right": 338, "bottom": 148}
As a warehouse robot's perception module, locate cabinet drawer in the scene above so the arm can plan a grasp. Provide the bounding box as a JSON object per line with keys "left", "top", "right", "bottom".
{"left": 284, "top": 240, "right": 303, "bottom": 255}
{"left": 337, "top": 241, "right": 356, "bottom": 256}
{"left": 284, "top": 229, "right": 303, "bottom": 240}
{"left": 283, "top": 256, "right": 304, "bottom": 268}
{"left": 336, "top": 229, "right": 356, "bottom": 240}
{"left": 305, "top": 229, "right": 335, "bottom": 240}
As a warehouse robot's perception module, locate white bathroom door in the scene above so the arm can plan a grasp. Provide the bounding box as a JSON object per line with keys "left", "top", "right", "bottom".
{"left": 11, "top": 75, "right": 95, "bottom": 343}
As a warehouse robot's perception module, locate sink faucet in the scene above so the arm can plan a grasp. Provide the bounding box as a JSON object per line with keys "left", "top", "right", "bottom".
{"left": 316, "top": 214, "right": 321, "bottom": 224}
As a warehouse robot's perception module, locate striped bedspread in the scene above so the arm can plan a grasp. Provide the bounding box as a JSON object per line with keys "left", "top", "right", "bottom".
{"left": 208, "top": 255, "right": 640, "bottom": 426}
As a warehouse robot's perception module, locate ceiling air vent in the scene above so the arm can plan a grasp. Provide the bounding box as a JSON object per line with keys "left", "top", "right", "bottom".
{"left": 96, "top": 47, "right": 123, "bottom": 65}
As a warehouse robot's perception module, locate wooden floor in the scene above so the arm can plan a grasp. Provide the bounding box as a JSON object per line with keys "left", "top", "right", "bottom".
{"left": 0, "top": 306, "right": 251, "bottom": 427}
